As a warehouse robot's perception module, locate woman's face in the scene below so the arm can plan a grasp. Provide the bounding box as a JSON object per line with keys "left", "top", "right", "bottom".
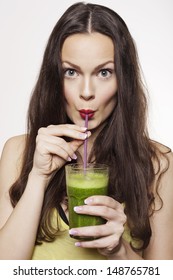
{"left": 61, "top": 32, "right": 117, "bottom": 130}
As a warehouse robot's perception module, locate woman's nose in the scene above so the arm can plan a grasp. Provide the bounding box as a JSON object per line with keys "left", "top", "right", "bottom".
{"left": 80, "top": 78, "right": 95, "bottom": 101}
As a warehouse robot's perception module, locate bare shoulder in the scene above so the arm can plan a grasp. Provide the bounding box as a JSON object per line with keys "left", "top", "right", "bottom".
{"left": 151, "top": 141, "right": 172, "bottom": 174}
{"left": 152, "top": 140, "right": 171, "bottom": 157}
{"left": 0, "top": 135, "right": 27, "bottom": 194}
{"left": 0, "top": 134, "right": 27, "bottom": 169}
{"left": 151, "top": 141, "right": 173, "bottom": 215}
{"left": 1, "top": 134, "right": 27, "bottom": 151}
{"left": 159, "top": 148, "right": 173, "bottom": 191}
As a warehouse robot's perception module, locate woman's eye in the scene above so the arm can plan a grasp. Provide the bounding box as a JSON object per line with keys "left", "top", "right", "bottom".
{"left": 64, "top": 69, "right": 77, "bottom": 78}
{"left": 98, "top": 69, "right": 112, "bottom": 79}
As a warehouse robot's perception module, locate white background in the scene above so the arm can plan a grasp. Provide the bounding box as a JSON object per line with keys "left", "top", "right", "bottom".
{"left": 0, "top": 0, "right": 173, "bottom": 155}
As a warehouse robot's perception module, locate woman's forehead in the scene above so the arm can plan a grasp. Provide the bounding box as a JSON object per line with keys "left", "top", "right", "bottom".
{"left": 61, "top": 32, "right": 114, "bottom": 66}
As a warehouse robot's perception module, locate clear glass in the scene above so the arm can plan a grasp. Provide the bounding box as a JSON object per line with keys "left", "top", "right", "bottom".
{"left": 65, "top": 163, "right": 109, "bottom": 240}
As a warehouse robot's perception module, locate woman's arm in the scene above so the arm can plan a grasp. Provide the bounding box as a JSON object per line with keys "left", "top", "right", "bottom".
{"left": 0, "top": 136, "right": 46, "bottom": 259}
{"left": 143, "top": 151, "right": 173, "bottom": 259}
{"left": 0, "top": 125, "right": 89, "bottom": 259}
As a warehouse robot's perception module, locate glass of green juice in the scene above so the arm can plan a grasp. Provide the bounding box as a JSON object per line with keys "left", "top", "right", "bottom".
{"left": 65, "top": 163, "right": 109, "bottom": 240}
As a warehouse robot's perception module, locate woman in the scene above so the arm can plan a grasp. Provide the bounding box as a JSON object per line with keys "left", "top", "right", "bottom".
{"left": 0, "top": 2, "right": 173, "bottom": 260}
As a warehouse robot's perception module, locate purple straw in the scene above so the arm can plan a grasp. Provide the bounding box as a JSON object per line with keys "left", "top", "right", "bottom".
{"left": 84, "top": 114, "right": 88, "bottom": 169}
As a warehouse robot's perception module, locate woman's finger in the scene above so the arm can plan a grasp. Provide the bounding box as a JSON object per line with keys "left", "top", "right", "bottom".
{"left": 84, "top": 195, "right": 123, "bottom": 211}
{"left": 74, "top": 233, "right": 120, "bottom": 250}
{"left": 36, "top": 134, "right": 77, "bottom": 159}
{"left": 74, "top": 202, "right": 126, "bottom": 223}
{"left": 36, "top": 141, "right": 70, "bottom": 161}
{"left": 38, "top": 124, "right": 90, "bottom": 140}
{"left": 69, "top": 220, "right": 123, "bottom": 238}
{"left": 73, "top": 205, "right": 119, "bottom": 221}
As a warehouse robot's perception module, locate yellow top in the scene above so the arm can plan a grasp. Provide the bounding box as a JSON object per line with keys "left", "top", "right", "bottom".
{"left": 32, "top": 211, "right": 106, "bottom": 260}
{"left": 31, "top": 210, "right": 142, "bottom": 260}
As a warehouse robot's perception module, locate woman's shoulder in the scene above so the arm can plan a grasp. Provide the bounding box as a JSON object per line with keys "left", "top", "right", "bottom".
{"left": 151, "top": 140, "right": 172, "bottom": 168}
{"left": 1, "top": 134, "right": 27, "bottom": 164}
{"left": 151, "top": 141, "right": 173, "bottom": 195}
{"left": 152, "top": 140, "right": 171, "bottom": 154}
{"left": 6, "top": 134, "right": 26, "bottom": 146}
{"left": 3, "top": 134, "right": 27, "bottom": 147}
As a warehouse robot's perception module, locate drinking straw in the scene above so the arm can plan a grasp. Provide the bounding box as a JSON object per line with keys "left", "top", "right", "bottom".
{"left": 84, "top": 114, "right": 88, "bottom": 170}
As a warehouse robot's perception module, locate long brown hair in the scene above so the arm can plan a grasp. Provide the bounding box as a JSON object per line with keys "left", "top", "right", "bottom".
{"left": 9, "top": 2, "right": 170, "bottom": 250}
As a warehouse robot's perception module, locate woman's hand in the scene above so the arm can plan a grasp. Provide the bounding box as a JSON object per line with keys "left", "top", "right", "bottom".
{"left": 69, "top": 195, "right": 127, "bottom": 258}
{"left": 31, "top": 124, "right": 90, "bottom": 182}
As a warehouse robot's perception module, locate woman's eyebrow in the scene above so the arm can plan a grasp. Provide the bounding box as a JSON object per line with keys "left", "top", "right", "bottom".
{"left": 94, "top": 61, "right": 115, "bottom": 72}
{"left": 62, "top": 60, "right": 114, "bottom": 72}
{"left": 62, "top": 61, "right": 81, "bottom": 71}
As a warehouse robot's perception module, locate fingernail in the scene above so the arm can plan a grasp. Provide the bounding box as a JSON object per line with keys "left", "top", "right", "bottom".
{"left": 80, "top": 133, "right": 87, "bottom": 139}
{"left": 81, "top": 127, "right": 87, "bottom": 132}
{"left": 75, "top": 242, "right": 81, "bottom": 247}
{"left": 69, "top": 229, "right": 78, "bottom": 235}
{"left": 74, "top": 206, "right": 83, "bottom": 212}
{"left": 72, "top": 154, "right": 77, "bottom": 160}
{"left": 67, "top": 157, "right": 72, "bottom": 162}
{"left": 86, "top": 131, "right": 91, "bottom": 138}
{"left": 84, "top": 198, "right": 93, "bottom": 204}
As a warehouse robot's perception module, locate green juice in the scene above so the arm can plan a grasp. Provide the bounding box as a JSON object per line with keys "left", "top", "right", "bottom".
{"left": 67, "top": 172, "right": 108, "bottom": 240}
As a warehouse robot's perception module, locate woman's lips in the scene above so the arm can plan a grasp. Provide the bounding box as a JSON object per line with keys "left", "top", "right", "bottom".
{"left": 79, "top": 109, "right": 95, "bottom": 119}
